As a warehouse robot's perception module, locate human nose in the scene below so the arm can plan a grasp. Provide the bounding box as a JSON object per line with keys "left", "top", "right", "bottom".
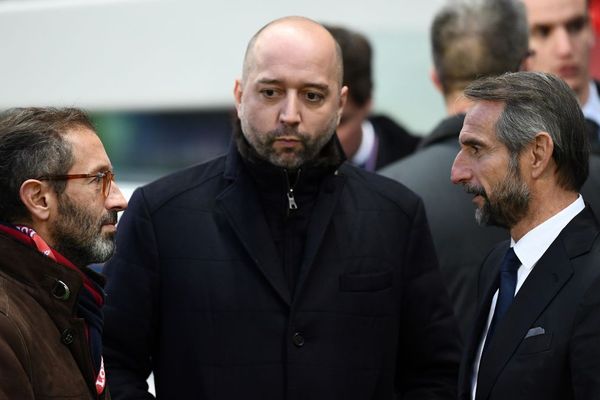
{"left": 554, "top": 27, "right": 574, "bottom": 57}
{"left": 450, "top": 150, "right": 472, "bottom": 185}
{"left": 279, "top": 94, "right": 301, "bottom": 125}
{"left": 105, "top": 181, "right": 128, "bottom": 212}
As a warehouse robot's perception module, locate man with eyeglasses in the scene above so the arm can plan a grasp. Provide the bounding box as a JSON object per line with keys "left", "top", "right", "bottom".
{"left": 0, "top": 107, "right": 127, "bottom": 399}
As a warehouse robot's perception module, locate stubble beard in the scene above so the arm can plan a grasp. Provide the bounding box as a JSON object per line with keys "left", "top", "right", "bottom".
{"left": 240, "top": 115, "right": 338, "bottom": 169}
{"left": 51, "top": 193, "right": 118, "bottom": 267}
{"left": 465, "top": 164, "right": 531, "bottom": 229}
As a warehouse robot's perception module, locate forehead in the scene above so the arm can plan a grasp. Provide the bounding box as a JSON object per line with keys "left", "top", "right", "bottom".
{"left": 64, "top": 126, "right": 111, "bottom": 172}
{"left": 459, "top": 101, "right": 505, "bottom": 144}
{"left": 247, "top": 25, "right": 339, "bottom": 86}
{"left": 523, "top": 0, "right": 586, "bottom": 25}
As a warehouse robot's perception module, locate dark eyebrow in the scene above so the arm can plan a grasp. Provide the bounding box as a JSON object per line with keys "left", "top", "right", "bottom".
{"left": 257, "top": 78, "right": 283, "bottom": 85}
{"left": 256, "top": 79, "right": 330, "bottom": 93}
{"left": 460, "top": 137, "right": 486, "bottom": 148}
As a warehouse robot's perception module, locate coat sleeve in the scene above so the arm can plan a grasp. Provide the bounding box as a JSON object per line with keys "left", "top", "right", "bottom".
{"left": 0, "top": 313, "right": 35, "bottom": 399}
{"left": 103, "top": 188, "right": 159, "bottom": 400}
{"left": 570, "top": 272, "right": 600, "bottom": 399}
{"left": 395, "top": 198, "right": 462, "bottom": 399}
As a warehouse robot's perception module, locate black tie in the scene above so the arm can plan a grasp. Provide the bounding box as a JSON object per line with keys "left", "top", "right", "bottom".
{"left": 483, "top": 247, "right": 521, "bottom": 351}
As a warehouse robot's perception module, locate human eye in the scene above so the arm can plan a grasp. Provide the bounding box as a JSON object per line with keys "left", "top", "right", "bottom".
{"left": 531, "top": 24, "right": 551, "bottom": 39}
{"left": 259, "top": 88, "right": 280, "bottom": 99}
{"left": 90, "top": 172, "right": 104, "bottom": 185}
{"left": 567, "top": 17, "right": 587, "bottom": 34}
{"left": 303, "top": 91, "right": 325, "bottom": 103}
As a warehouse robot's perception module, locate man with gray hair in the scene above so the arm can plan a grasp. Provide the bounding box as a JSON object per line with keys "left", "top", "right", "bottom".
{"left": 454, "top": 71, "right": 600, "bottom": 399}
{"left": 0, "top": 107, "right": 128, "bottom": 399}
{"left": 381, "top": 0, "right": 528, "bottom": 338}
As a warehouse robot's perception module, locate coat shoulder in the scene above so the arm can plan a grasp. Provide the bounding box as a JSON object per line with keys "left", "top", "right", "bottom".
{"left": 339, "top": 163, "right": 423, "bottom": 216}
{"left": 134, "top": 155, "right": 228, "bottom": 214}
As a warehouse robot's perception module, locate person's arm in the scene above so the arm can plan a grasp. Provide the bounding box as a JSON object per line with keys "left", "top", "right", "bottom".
{"left": 395, "top": 198, "right": 462, "bottom": 399}
{"left": 103, "top": 188, "right": 159, "bottom": 400}
{"left": 0, "top": 314, "right": 35, "bottom": 399}
{"left": 571, "top": 270, "right": 600, "bottom": 399}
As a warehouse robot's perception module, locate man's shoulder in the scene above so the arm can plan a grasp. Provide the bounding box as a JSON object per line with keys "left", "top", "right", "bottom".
{"left": 136, "top": 155, "right": 228, "bottom": 213}
{"left": 340, "top": 163, "right": 423, "bottom": 212}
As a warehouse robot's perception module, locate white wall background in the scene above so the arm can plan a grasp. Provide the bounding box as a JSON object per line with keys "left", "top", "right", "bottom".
{"left": 0, "top": 0, "right": 447, "bottom": 133}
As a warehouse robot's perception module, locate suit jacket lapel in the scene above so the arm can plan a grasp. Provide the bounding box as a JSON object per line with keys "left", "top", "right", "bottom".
{"left": 475, "top": 207, "right": 599, "bottom": 400}
{"left": 217, "top": 160, "right": 291, "bottom": 305}
{"left": 475, "top": 241, "right": 573, "bottom": 400}
{"left": 458, "top": 244, "right": 504, "bottom": 400}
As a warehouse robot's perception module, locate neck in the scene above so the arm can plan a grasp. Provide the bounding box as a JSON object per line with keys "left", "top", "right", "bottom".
{"left": 577, "top": 80, "right": 591, "bottom": 106}
{"left": 510, "top": 188, "right": 578, "bottom": 242}
{"left": 444, "top": 90, "right": 472, "bottom": 116}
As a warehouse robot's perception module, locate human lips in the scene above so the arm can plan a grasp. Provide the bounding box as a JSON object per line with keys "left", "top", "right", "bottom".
{"left": 557, "top": 64, "right": 580, "bottom": 79}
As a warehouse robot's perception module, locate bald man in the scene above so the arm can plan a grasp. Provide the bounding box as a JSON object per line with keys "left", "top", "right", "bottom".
{"left": 102, "top": 17, "right": 460, "bottom": 399}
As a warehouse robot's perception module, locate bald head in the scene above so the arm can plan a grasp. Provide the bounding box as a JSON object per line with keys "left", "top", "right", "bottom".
{"left": 241, "top": 16, "right": 343, "bottom": 88}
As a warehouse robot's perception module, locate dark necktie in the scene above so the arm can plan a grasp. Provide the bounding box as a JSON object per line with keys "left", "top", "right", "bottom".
{"left": 483, "top": 247, "right": 521, "bottom": 352}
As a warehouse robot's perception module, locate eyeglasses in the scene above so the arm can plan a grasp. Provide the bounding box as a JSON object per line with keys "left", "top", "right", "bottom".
{"left": 38, "top": 170, "right": 115, "bottom": 198}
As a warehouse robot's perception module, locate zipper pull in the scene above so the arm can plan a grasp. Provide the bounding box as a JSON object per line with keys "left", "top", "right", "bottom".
{"left": 287, "top": 189, "right": 298, "bottom": 210}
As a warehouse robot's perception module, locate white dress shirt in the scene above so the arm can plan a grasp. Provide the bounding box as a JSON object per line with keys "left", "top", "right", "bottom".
{"left": 471, "top": 195, "right": 585, "bottom": 400}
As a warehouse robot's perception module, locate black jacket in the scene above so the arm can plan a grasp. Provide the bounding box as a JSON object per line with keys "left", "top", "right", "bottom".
{"left": 380, "top": 115, "right": 507, "bottom": 340}
{"left": 103, "top": 138, "right": 461, "bottom": 399}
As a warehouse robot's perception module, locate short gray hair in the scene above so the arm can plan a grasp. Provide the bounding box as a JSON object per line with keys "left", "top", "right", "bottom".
{"left": 464, "top": 71, "right": 589, "bottom": 191}
{"left": 431, "top": 0, "right": 529, "bottom": 94}
{"left": 0, "top": 107, "right": 95, "bottom": 223}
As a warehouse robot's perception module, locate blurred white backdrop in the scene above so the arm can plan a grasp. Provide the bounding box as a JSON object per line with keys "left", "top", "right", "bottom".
{"left": 0, "top": 0, "right": 447, "bottom": 133}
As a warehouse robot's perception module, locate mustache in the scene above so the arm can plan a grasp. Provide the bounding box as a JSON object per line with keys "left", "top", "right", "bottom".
{"left": 270, "top": 126, "right": 302, "bottom": 138}
{"left": 463, "top": 183, "right": 487, "bottom": 198}
{"left": 100, "top": 211, "right": 118, "bottom": 226}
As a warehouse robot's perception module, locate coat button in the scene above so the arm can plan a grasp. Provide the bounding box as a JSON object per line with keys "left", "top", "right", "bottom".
{"left": 292, "top": 332, "right": 305, "bottom": 347}
{"left": 61, "top": 328, "right": 75, "bottom": 345}
{"left": 52, "top": 280, "right": 70, "bottom": 301}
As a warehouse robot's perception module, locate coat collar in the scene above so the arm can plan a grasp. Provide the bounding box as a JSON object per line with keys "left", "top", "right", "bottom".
{"left": 217, "top": 130, "right": 347, "bottom": 305}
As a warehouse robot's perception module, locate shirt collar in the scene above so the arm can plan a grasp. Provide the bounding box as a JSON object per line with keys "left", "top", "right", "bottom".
{"left": 351, "top": 119, "right": 375, "bottom": 166}
{"left": 511, "top": 195, "right": 585, "bottom": 272}
{"left": 582, "top": 81, "right": 600, "bottom": 128}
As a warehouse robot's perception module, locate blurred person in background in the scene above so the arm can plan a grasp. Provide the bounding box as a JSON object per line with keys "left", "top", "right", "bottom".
{"left": 325, "top": 25, "right": 420, "bottom": 171}
{"left": 522, "top": 0, "right": 600, "bottom": 153}
{"left": 0, "top": 107, "right": 127, "bottom": 399}
{"left": 381, "top": 0, "right": 528, "bottom": 339}
{"left": 102, "top": 15, "right": 460, "bottom": 400}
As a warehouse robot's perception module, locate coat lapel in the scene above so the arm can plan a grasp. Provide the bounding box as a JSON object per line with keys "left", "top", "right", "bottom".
{"left": 217, "top": 156, "right": 291, "bottom": 305}
{"left": 475, "top": 207, "right": 599, "bottom": 400}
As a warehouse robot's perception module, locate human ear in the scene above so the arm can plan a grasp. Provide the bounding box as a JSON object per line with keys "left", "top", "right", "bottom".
{"left": 337, "top": 85, "right": 349, "bottom": 125}
{"left": 233, "top": 79, "right": 244, "bottom": 119}
{"left": 19, "top": 179, "right": 52, "bottom": 222}
{"left": 529, "top": 132, "right": 554, "bottom": 179}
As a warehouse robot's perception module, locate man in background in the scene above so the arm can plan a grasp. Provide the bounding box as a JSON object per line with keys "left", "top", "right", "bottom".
{"left": 326, "top": 25, "right": 420, "bottom": 170}
{"left": 0, "top": 107, "right": 127, "bottom": 399}
{"left": 381, "top": 0, "right": 528, "bottom": 338}
{"left": 522, "top": 0, "right": 600, "bottom": 152}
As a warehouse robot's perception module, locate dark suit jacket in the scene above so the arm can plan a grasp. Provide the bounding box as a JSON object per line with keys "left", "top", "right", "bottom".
{"left": 459, "top": 206, "right": 600, "bottom": 400}
{"left": 103, "top": 141, "right": 461, "bottom": 399}
{"left": 380, "top": 115, "right": 507, "bottom": 340}
{"left": 369, "top": 114, "right": 420, "bottom": 170}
